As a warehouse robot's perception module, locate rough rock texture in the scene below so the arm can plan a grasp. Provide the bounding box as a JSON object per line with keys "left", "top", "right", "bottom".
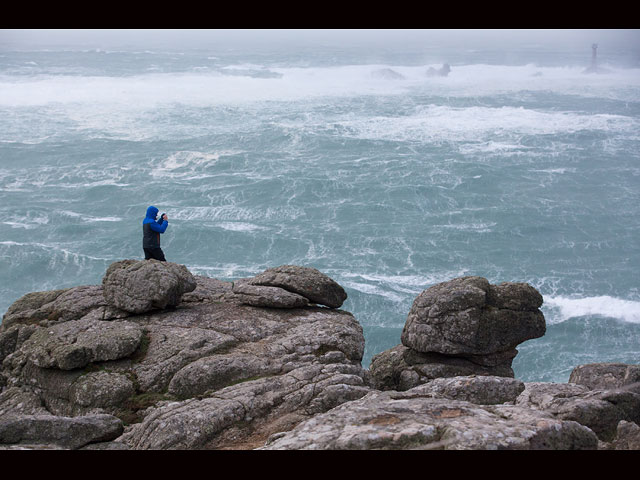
{"left": 231, "top": 281, "right": 310, "bottom": 308}
{"left": 369, "top": 345, "right": 515, "bottom": 391}
{"left": 0, "top": 262, "right": 369, "bottom": 449}
{"left": 569, "top": 363, "right": 640, "bottom": 394}
{"left": 370, "top": 277, "right": 544, "bottom": 391}
{"left": 0, "top": 414, "right": 123, "bottom": 449}
{"left": 607, "top": 421, "right": 640, "bottom": 450}
{"left": 410, "top": 375, "right": 526, "bottom": 405}
{"left": 102, "top": 259, "right": 197, "bottom": 313}
{"left": 247, "top": 265, "right": 347, "bottom": 308}
{"left": 19, "top": 319, "right": 143, "bottom": 370}
{"left": 1, "top": 285, "right": 129, "bottom": 330}
{"left": 401, "top": 276, "right": 545, "bottom": 355}
{"left": 516, "top": 382, "right": 640, "bottom": 441}
{"left": 1, "top": 265, "right": 639, "bottom": 450}
{"left": 260, "top": 387, "right": 598, "bottom": 450}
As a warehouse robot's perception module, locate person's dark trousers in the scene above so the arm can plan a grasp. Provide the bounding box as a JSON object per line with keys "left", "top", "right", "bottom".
{"left": 144, "top": 247, "right": 166, "bottom": 261}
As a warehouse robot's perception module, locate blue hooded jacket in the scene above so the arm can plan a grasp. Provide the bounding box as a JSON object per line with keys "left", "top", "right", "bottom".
{"left": 142, "top": 205, "right": 168, "bottom": 249}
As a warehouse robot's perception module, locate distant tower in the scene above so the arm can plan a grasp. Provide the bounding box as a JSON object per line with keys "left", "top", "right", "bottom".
{"left": 591, "top": 43, "right": 598, "bottom": 70}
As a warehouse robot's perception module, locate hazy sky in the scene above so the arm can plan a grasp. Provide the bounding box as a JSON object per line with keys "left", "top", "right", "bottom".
{"left": 2, "top": 29, "right": 639, "bottom": 51}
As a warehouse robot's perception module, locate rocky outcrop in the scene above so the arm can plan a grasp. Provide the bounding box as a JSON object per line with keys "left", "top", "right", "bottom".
{"left": 1, "top": 266, "right": 639, "bottom": 450}
{"left": 260, "top": 386, "right": 598, "bottom": 450}
{"left": 102, "top": 260, "right": 197, "bottom": 313}
{"left": 516, "top": 381, "right": 640, "bottom": 442}
{"left": 0, "top": 261, "right": 369, "bottom": 449}
{"left": 370, "top": 276, "right": 545, "bottom": 391}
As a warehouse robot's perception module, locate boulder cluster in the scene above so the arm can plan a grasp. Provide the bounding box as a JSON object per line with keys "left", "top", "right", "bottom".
{"left": 0, "top": 261, "right": 638, "bottom": 450}
{"left": 369, "top": 276, "right": 546, "bottom": 391}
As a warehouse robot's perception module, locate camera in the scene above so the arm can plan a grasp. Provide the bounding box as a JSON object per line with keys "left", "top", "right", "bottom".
{"left": 159, "top": 212, "right": 167, "bottom": 221}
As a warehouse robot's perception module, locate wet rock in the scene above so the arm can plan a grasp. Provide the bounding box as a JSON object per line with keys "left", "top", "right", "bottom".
{"left": 102, "top": 259, "right": 197, "bottom": 313}
{"left": 247, "top": 265, "right": 347, "bottom": 308}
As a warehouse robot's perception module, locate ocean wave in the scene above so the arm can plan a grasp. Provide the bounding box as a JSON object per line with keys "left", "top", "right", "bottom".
{"left": 544, "top": 295, "right": 640, "bottom": 324}
{"left": 2, "top": 63, "right": 638, "bottom": 108}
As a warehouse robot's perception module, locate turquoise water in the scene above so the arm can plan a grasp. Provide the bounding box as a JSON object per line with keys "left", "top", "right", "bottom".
{"left": 1, "top": 38, "right": 639, "bottom": 381}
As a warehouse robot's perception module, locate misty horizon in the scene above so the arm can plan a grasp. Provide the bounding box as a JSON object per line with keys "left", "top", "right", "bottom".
{"left": 2, "top": 29, "right": 639, "bottom": 53}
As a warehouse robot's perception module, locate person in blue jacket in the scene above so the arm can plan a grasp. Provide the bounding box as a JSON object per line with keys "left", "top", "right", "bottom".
{"left": 143, "top": 205, "right": 169, "bottom": 261}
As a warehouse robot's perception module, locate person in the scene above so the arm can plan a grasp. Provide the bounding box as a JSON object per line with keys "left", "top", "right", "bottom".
{"left": 143, "top": 205, "right": 168, "bottom": 261}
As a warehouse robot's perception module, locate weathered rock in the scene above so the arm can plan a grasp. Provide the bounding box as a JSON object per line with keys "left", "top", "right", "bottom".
{"left": 0, "top": 413, "right": 123, "bottom": 449}
{"left": 1, "top": 285, "right": 129, "bottom": 331}
{"left": 369, "top": 345, "right": 514, "bottom": 391}
{"left": 516, "top": 382, "right": 640, "bottom": 441}
{"left": 608, "top": 421, "right": 640, "bottom": 450}
{"left": 118, "top": 363, "right": 371, "bottom": 450}
{"left": 410, "top": 375, "right": 525, "bottom": 405}
{"left": 401, "top": 276, "right": 545, "bottom": 356}
{"left": 0, "top": 324, "right": 37, "bottom": 364}
{"left": 0, "top": 387, "right": 51, "bottom": 418}
{"left": 1, "top": 289, "right": 69, "bottom": 328}
{"left": 102, "top": 259, "right": 197, "bottom": 313}
{"left": 69, "top": 371, "right": 136, "bottom": 408}
{"left": 181, "top": 275, "right": 242, "bottom": 303}
{"left": 248, "top": 265, "right": 347, "bottom": 308}
{"left": 569, "top": 363, "right": 640, "bottom": 394}
{"left": 231, "top": 281, "right": 310, "bottom": 308}
{"left": 19, "top": 318, "right": 143, "bottom": 370}
{"left": 260, "top": 388, "right": 598, "bottom": 450}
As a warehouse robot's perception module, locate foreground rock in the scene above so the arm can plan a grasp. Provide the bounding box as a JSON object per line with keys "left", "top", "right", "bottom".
{"left": 2, "top": 266, "right": 639, "bottom": 450}
{"left": 0, "top": 414, "right": 123, "bottom": 450}
{"left": 261, "top": 386, "right": 598, "bottom": 450}
{"left": 371, "top": 276, "right": 545, "bottom": 391}
{"left": 569, "top": 363, "right": 640, "bottom": 394}
{"left": 0, "top": 262, "right": 369, "bottom": 449}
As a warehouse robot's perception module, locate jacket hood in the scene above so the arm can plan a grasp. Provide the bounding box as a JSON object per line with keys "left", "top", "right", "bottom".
{"left": 146, "top": 206, "right": 159, "bottom": 220}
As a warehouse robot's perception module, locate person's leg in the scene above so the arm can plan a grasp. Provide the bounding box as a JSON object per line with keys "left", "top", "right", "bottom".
{"left": 144, "top": 248, "right": 153, "bottom": 260}
{"left": 153, "top": 248, "right": 166, "bottom": 262}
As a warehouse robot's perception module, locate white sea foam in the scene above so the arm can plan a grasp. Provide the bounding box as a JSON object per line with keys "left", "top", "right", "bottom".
{"left": 544, "top": 296, "right": 640, "bottom": 324}
{"left": 1, "top": 64, "right": 638, "bottom": 109}
{"left": 216, "top": 222, "right": 268, "bottom": 232}
{"left": 334, "top": 105, "right": 638, "bottom": 145}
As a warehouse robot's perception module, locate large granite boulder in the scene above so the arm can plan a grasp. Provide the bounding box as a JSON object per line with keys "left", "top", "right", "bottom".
{"left": 401, "top": 276, "right": 545, "bottom": 355}
{"left": 102, "top": 259, "right": 197, "bottom": 313}
{"left": 370, "top": 277, "right": 545, "bottom": 391}
{"left": 247, "top": 265, "right": 347, "bottom": 308}
{"left": 260, "top": 387, "right": 598, "bottom": 450}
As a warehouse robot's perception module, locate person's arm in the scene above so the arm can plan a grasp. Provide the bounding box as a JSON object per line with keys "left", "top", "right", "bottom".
{"left": 150, "top": 215, "right": 168, "bottom": 233}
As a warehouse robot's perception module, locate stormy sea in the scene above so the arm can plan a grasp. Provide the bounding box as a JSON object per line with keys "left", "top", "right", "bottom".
{"left": 1, "top": 31, "right": 639, "bottom": 382}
